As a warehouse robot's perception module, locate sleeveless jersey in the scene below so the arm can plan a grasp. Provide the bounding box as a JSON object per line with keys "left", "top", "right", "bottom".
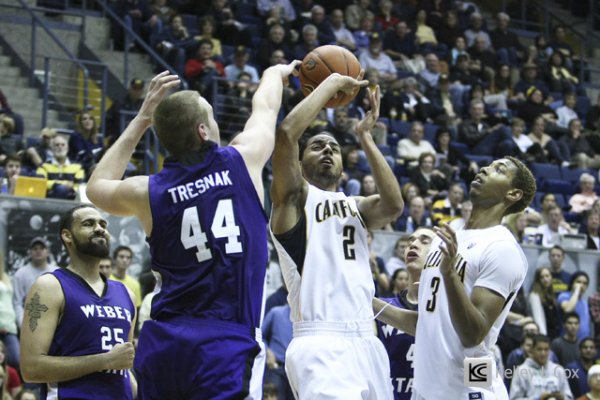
{"left": 147, "top": 144, "right": 268, "bottom": 328}
{"left": 43, "top": 268, "right": 134, "bottom": 400}
{"left": 376, "top": 293, "right": 416, "bottom": 400}
{"left": 414, "top": 225, "right": 527, "bottom": 399}
{"left": 272, "top": 184, "right": 374, "bottom": 322}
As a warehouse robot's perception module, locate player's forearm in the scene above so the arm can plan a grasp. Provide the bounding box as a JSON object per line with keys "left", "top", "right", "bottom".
{"left": 277, "top": 77, "right": 340, "bottom": 142}
{"left": 442, "top": 270, "right": 488, "bottom": 347}
{"left": 252, "top": 68, "right": 284, "bottom": 114}
{"left": 22, "top": 352, "right": 110, "bottom": 383}
{"left": 373, "top": 298, "right": 417, "bottom": 336}
{"left": 361, "top": 134, "right": 403, "bottom": 217}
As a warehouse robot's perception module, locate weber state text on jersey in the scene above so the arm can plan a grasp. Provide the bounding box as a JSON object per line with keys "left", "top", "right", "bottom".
{"left": 43, "top": 268, "right": 134, "bottom": 400}
{"left": 414, "top": 225, "right": 526, "bottom": 399}
{"left": 147, "top": 144, "right": 268, "bottom": 327}
{"left": 376, "top": 291, "right": 417, "bottom": 400}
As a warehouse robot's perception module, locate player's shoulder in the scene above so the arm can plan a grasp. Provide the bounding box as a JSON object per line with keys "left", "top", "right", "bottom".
{"left": 29, "top": 273, "right": 64, "bottom": 305}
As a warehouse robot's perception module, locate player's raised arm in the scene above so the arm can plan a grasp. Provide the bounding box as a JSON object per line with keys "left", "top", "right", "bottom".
{"left": 20, "top": 275, "right": 134, "bottom": 383}
{"left": 86, "top": 72, "right": 180, "bottom": 222}
{"left": 230, "top": 60, "right": 300, "bottom": 176}
{"left": 355, "top": 86, "right": 403, "bottom": 228}
{"left": 373, "top": 298, "right": 418, "bottom": 336}
{"left": 270, "top": 73, "right": 368, "bottom": 234}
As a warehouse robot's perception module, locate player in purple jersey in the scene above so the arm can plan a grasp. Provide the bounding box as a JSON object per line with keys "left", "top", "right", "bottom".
{"left": 20, "top": 204, "right": 137, "bottom": 400}
{"left": 86, "top": 63, "right": 299, "bottom": 400}
{"left": 375, "top": 228, "right": 434, "bottom": 400}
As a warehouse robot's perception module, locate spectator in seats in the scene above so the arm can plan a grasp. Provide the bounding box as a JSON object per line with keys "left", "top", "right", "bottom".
{"left": 383, "top": 20, "right": 419, "bottom": 71}
{"left": 256, "top": 24, "right": 292, "bottom": 72}
{"left": 529, "top": 266, "right": 562, "bottom": 339}
{"left": 345, "top": 0, "right": 373, "bottom": 31}
{"left": 510, "top": 335, "right": 573, "bottom": 399}
{"left": 586, "top": 93, "right": 600, "bottom": 130}
{"left": 533, "top": 34, "right": 552, "bottom": 66}
{"left": 505, "top": 333, "right": 535, "bottom": 386}
{"left": 407, "top": 152, "right": 448, "bottom": 202}
{"left": 257, "top": 0, "right": 296, "bottom": 24}
{"left": 504, "top": 211, "right": 528, "bottom": 243}
{"left": 517, "top": 87, "right": 559, "bottom": 127}
{"left": 224, "top": 46, "right": 259, "bottom": 83}
{"left": 548, "top": 26, "right": 575, "bottom": 68}
{"left": 0, "top": 155, "right": 20, "bottom": 195}
{"left": 428, "top": 74, "right": 461, "bottom": 128}
{"left": 561, "top": 119, "right": 600, "bottom": 169}
{"left": 449, "top": 200, "right": 473, "bottom": 230}
{"left": 70, "top": 112, "right": 104, "bottom": 174}
{"left": 468, "top": 35, "right": 498, "bottom": 85}
{"left": 262, "top": 301, "right": 293, "bottom": 400}
{"left": 464, "top": 12, "right": 491, "bottom": 48}
{"left": 510, "top": 117, "right": 547, "bottom": 163}
{"left": 557, "top": 92, "right": 580, "bottom": 129}
{"left": 352, "top": 12, "right": 376, "bottom": 55}
{"left": 458, "top": 99, "right": 513, "bottom": 157}
{"left": 155, "top": 14, "right": 197, "bottom": 76}
{"left": 386, "top": 80, "right": 428, "bottom": 122}
{"left": 385, "top": 236, "right": 408, "bottom": 276}
{"left": 551, "top": 312, "right": 581, "bottom": 366}
{"left": 418, "top": 53, "right": 441, "bottom": 91}
{"left": 329, "top": 107, "right": 359, "bottom": 147}
{"left": 431, "top": 182, "right": 464, "bottom": 226}
{"left": 437, "top": 10, "right": 462, "bottom": 49}
{"left": 292, "top": 24, "right": 319, "bottom": 61}
{"left": 584, "top": 212, "right": 600, "bottom": 250}
{"left": 303, "top": 5, "right": 335, "bottom": 45}
{"left": 401, "top": 182, "right": 419, "bottom": 205}
{"left": 358, "top": 33, "right": 397, "bottom": 86}
{"left": 98, "top": 257, "right": 113, "bottom": 280}
{"left": 150, "top": 0, "right": 176, "bottom": 24}
{"left": 374, "top": 0, "right": 398, "bottom": 32}
{"left": 198, "top": 16, "right": 223, "bottom": 54}
{"left": 559, "top": 272, "right": 591, "bottom": 340}
{"left": 545, "top": 245, "right": 572, "bottom": 296}
{"left": 396, "top": 122, "right": 436, "bottom": 168}
{"left": 394, "top": 195, "right": 432, "bottom": 233}
{"left": 339, "top": 146, "right": 369, "bottom": 196}
{"left": 0, "top": 114, "right": 22, "bottom": 164}
{"left": 23, "top": 127, "right": 56, "bottom": 168}
{"left": 222, "top": 71, "right": 254, "bottom": 139}
{"left": 569, "top": 173, "right": 599, "bottom": 214}
{"left": 36, "top": 135, "right": 85, "bottom": 200}
{"left": 566, "top": 338, "right": 599, "bottom": 398}
{"left": 12, "top": 237, "right": 57, "bottom": 333}
{"left": 513, "top": 63, "right": 551, "bottom": 102}
{"left": 490, "top": 12, "right": 524, "bottom": 67}
{"left": 528, "top": 116, "right": 571, "bottom": 166}
{"left": 413, "top": 9, "right": 444, "bottom": 57}
{"left": 0, "top": 91, "right": 23, "bottom": 136}
{"left": 105, "top": 78, "right": 145, "bottom": 145}
{"left": 109, "top": 246, "right": 142, "bottom": 309}
{"left": 367, "top": 230, "right": 390, "bottom": 296}
{"left": 537, "top": 207, "right": 572, "bottom": 247}
{"left": 492, "top": 64, "right": 517, "bottom": 101}
{"left": 206, "top": 0, "right": 248, "bottom": 47}
{"left": 184, "top": 39, "right": 225, "bottom": 99}
{"left": 0, "top": 253, "right": 17, "bottom": 371}
{"left": 467, "top": 83, "right": 509, "bottom": 123}
{"left": 389, "top": 268, "right": 409, "bottom": 297}
{"left": 111, "top": 0, "right": 161, "bottom": 51}
{"left": 329, "top": 8, "right": 356, "bottom": 51}
{"left": 449, "top": 35, "right": 469, "bottom": 67}
{"left": 544, "top": 51, "right": 579, "bottom": 95}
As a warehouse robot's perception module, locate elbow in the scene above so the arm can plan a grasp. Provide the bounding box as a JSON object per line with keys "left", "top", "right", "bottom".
{"left": 21, "top": 363, "right": 43, "bottom": 383}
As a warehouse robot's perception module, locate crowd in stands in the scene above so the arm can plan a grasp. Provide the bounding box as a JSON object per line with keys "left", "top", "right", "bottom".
{"left": 1, "top": 0, "right": 600, "bottom": 398}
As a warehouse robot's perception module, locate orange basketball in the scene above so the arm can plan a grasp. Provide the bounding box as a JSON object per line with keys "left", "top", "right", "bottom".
{"left": 298, "top": 45, "right": 362, "bottom": 108}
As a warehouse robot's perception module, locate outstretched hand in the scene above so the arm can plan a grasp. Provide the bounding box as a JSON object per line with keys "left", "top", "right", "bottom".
{"left": 434, "top": 223, "right": 458, "bottom": 277}
{"left": 356, "top": 85, "right": 381, "bottom": 139}
{"left": 267, "top": 60, "right": 302, "bottom": 86}
{"left": 137, "top": 71, "right": 181, "bottom": 123}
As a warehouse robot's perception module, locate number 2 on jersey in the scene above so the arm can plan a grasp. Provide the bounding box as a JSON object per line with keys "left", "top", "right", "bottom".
{"left": 342, "top": 225, "right": 356, "bottom": 260}
{"left": 181, "top": 199, "right": 242, "bottom": 262}
{"left": 425, "top": 277, "right": 441, "bottom": 312}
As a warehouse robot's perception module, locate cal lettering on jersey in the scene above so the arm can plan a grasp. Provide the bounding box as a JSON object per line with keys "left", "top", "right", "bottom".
{"left": 423, "top": 250, "right": 468, "bottom": 281}
{"left": 167, "top": 170, "right": 233, "bottom": 204}
{"left": 80, "top": 304, "right": 132, "bottom": 322}
{"left": 314, "top": 199, "right": 360, "bottom": 223}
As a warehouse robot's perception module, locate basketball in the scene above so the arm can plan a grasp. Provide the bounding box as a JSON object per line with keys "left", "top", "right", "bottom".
{"left": 299, "top": 45, "right": 362, "bottom": 108}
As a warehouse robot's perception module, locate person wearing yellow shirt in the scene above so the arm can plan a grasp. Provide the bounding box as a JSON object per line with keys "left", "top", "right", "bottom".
{"left": 109, "top": 246, "right": 142, "bottom": 308}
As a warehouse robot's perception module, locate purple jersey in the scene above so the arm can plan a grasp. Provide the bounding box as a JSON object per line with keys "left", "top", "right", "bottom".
{"left": 43, "top": 268, "right": 134, "bottom": 400}
{"left": 376, "top": 292, "right": 416, "bottom": 400}
{"left": 147, "top": 144, "right": 268, "bottom": 328}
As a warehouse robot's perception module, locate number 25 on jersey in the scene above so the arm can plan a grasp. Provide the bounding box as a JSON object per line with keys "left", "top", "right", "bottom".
{"left": 181, "top": 199, "right": 242, "bottom": 262}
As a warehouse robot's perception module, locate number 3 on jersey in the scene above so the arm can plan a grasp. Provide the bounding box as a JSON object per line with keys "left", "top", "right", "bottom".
{"left": 425, "top": 277, "right": 441, "bottom": 312}
{"left": 181, "top": 199, "right": 242, "bottom": 262}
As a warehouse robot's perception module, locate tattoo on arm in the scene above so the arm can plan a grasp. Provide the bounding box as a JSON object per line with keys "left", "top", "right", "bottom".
{"left": 25, "top": 292, "right": 48, "bottom": 332}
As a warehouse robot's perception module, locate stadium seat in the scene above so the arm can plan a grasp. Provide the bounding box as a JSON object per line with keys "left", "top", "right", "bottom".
{"left": 465, "top": 154, "right": 493, "bottom": 166}
{"left": 560, "top": 166, "right": 590, "bottom": 184}
{"left": 389, "top": 120, "right": 411, "bottom": 137}
{"left": 542, "top": 179, "right": 575, "bottom": 196}
{"left": 530, "top": 163, "right": 561, "bottom": 181}
{"left": 423, "top": 123, "right": 438, "bottom": 144}
{"left": 387, "top": 132, "right": 401, "bottom": 150}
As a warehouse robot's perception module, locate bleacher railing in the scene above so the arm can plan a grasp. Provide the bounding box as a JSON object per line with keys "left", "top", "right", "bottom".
{"left": 212, "top": 77, "right": 253, "bottom": 140}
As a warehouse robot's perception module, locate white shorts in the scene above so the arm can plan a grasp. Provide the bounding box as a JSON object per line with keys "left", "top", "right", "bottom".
{"left": 246, "top": 329, "right": 265, "bottom": 400}
{"left": 285, "top": 321, "right": 393, "bottom": 400}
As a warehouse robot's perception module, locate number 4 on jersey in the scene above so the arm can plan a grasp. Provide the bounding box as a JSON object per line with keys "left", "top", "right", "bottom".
{"left": 181, "top": 199, "right": 242, "bottom": 262}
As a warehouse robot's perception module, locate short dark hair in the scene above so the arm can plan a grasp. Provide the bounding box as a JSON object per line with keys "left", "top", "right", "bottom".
{"left": 504, "top": 156, "right": 536, "bottom": 215}
{"left": 298, "top": 131, "right": 336, "bottom": 161}
{"left": 532, "top": 334, "right": 550, "bottom": 347}
{"left": 3, "top": 154, "right": 21, "bottom": 166}
{"left": 418, "top": 152, "right": 435, "bottom": 166}
{"left": 563, "top": 311, "right": 580, "bottom": 323}
{"left": 391, "top": 268, "right": 408, "bottom": 281}
{"left": 580, "top": 337, "right": 595, "bottom": 350}
{"left": 550, "top": 245, "right": 565, "bottom": 255}
{"left": 59, "top": 204, "right": 98, "bottom": 248}
{"left": 113, "top": 246, "right": 133, "bottom": 259}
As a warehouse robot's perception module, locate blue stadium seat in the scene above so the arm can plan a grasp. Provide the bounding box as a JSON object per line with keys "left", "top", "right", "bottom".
{"left": 378, "top": 117, "right": 389, "bottom": 128}
{"left": 450, "top": 141, "right": 468, "bottom": 155}
{"left": 542, "top": 179, "right": 575, "bottom": 196}
{"left": 377, "top": 144, "right": 392, "bottom": 157}
{"left": 466, "top": 154, "right": 493, "bottom": 166}
{"left": 560, "top": 166, "right": 590, "bottom": 184}
{"left": 554, "top": 194, "right": 566, "bottom": 209}
{"left": 530, "top": 163, "right": 561, "bottom": 181}
{"left": 181, "top": 14, "right": 198, "bottom": 33}
{"left": 424, "top": 123, "right": 438, "bottom": 144}
{"left": 576, "top": 96, "right": 591, "bottom": 119}
{"left": 387, "top": 132, "right": 401, "bottom": 150}
{"left": 26, "top": 136, "right": 41, "bottom": 148}
{"left": 389, "top": 120, "right": 411, "bottom": 137}
{"left": 244, "top": 24, "right": 263, "bottom": 47}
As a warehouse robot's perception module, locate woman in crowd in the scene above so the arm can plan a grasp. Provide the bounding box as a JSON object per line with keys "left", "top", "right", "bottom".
{"left": 70, "top": 112, "right": 103, "bottom": 174}
{"left": 529, "top": 266, "right": 562, "bottom": 339}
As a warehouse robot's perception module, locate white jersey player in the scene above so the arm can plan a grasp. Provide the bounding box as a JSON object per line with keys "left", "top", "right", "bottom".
{"left": 270, "top": 76, "right": 403, "bottom": 399}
